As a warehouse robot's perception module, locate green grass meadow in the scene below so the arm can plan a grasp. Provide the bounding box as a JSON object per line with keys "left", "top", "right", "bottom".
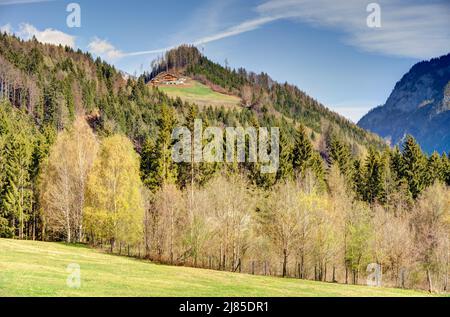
{"left": 0, "top": 239, "right": 438, "bottom": 297}
{"left": 158, "top": 80, "right": 241, "bottom": 108}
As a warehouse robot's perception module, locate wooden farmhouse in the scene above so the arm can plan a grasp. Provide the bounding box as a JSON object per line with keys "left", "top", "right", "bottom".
{"left": 149, "top": 72, "right": 186, "bottom": 86}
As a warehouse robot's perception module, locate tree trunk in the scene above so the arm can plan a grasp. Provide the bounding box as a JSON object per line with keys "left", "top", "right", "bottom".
{"left": 32, "top": 209, "right": 36, "bottom": 241}
{"left": 426, "top": 268, "right": 433, "bottom": 293}
{"left": 78, "top": 223, "right": 83, "bottom": 243}
{"left": 332, "top": 266, "right": 336, "bottom": 283}
{"left": 66, "top": 226, "right": 71, "bottom": 243}
{"left": 222, "top": 253, "right": 226, "bottom": 271}
{"left": 300, "top": 254, "right": 304, "bottom": 279}
{"left": 400, "top": 268, "right": 406, "bottom": 289}
{"left": 282, "top": 249, "right": 288, "bottom": 277}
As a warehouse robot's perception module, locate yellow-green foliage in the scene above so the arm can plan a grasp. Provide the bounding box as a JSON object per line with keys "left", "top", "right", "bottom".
{"left": 39, "top": 118, "right": 98, "bottom": 243}
{"left": 84, "top": 135, "right": 144, "bottom": 247}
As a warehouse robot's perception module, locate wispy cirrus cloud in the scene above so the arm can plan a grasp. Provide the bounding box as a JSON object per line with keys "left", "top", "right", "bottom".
{"left": 120, "top": 15, "right": 280, "bottom": 58}
{"left": 255, "top": 0, "right": 450, "bottom": 59}
{"left": 119, "top": 0, "right": 449, "bottom": 60}
{"left": 0, "top": 0, "right": 53, "bottom": 5}
{"left": 191, "top": 15, "right": 280, "bottom": 46}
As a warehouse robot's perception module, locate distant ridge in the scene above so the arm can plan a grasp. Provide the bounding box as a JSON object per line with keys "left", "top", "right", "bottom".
{"left": 359, "top": 53, "right": 450, "bottom": 153}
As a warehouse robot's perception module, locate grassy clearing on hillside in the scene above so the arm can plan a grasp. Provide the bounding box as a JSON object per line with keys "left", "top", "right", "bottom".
{"left": 156, "top": 80, "right": 241, "bottom": 108}
{"left": 0, "top": 239, "right": 437, "bottom": 297}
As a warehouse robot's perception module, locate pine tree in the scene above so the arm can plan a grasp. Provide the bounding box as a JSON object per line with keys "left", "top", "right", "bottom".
{"left": 3, "top": 133, "right": 34, "bottom": 239}
{"left": 309, "top": 151, "right": 326, "bottom": 191}
{"left": 401, "top": 135, "right": 427, "bottom": 199}
{"left": 141, "top": 103, "right": 177, "bottom": 189}
{"left": 363, "top": 147, "right": 385, "bottom": 204}
{"left": 442, "top": 152, "right": 450, "bottom": 186}
{"left": 328, "top": 134, "right": 353, "bottom": 183}
{"left": 292, "top": 124, "right": 312, "bottom": 177}
{"left": 427, "top": 151, "right": 444, "bottom": 185}
{"left": 247, "top": 116, "right": 277, "bottom": 188}
{"left": 141, "top": 138, "right": 159, "bottom": 190}
{"left": 276, "top": 129, "right": 293, "bottom": 181}
{"left": 0, "top": 138, "right": 13, "bottom": 237}
{"left": 352, "top": 159, "right": 364, "bottom": 200}
{"left": 176, "top": 104, "right": 197, "bottom": 189}
{"left": 390, "top": 146, "right": 404, "bottom": 183}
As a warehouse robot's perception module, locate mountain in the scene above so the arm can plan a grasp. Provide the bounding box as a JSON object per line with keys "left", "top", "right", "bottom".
{"left": 358, "top": 54, "right": 450, "bottom": 154}
{"left": 145, "top": 45, "right": 386, "bottom": 154}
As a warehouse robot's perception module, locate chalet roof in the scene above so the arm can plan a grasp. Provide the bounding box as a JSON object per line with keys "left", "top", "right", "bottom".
{"left": 149, "top": 71, "right": 186, "bottom": 85}
{"left": 153, "top": 71, "right": 179, "bottom": 79}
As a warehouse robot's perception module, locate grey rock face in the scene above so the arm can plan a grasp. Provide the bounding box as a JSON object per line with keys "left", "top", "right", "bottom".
{"left": 359, "top": 54, "right": 450, "bottom": 154}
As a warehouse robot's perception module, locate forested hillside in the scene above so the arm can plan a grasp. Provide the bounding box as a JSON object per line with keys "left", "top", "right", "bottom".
{"left": 145, "top": 46, "right": 385, "bottom": 155}
{"left": 1, "top": 34, "right": 449, "bottom": 293}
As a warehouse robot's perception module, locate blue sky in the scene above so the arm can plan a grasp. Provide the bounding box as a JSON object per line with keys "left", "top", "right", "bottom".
{"left": 1, "top": 0, "right": 449, "bottom": 122}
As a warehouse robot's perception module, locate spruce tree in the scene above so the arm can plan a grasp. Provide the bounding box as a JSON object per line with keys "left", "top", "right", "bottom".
{"left": 309, "top": 151, "right": 326, "bottom": 190}
{"left": 442, "top": 152, "right": 450, "bottom": 186}
{"left": 328, "top": 134, "right": 353, "bottom": 182}
{"left": 401, "top": 135, "right": 427, "bottom": 199}
{"left": 141, "top": 138, "right": 159, "bottom": 190}
{"left": 292, "top": 124, "right": 312, "bottom": 177}
{"left": 363, "top": 147, "right": 385, "bottom": 204}
{"left": 427, "top": 151, "right": 444, "bottom": 185}
{"left": 0, "top": 134, "right": 12, "bottom": 237}
{"left": 3, "top": 134, "right": 34, "bottom": 239}
{"left": 276, "top": 128, "right": 293, "bottom": 181}
{"left": 389, "top": 146, "right": 404, "bottom": 183}
{"left": 352, "top": 159, "right": 364, "bottom": 200}
{"left": 177, "top": 104, "right": 222, "bottom": 188}
{"left": 141, "top": 103, "right": 178, "bottom": 189}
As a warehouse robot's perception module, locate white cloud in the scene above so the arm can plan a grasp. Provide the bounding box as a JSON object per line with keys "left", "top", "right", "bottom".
{"left": 123, "top": 46, "right": 171, "bottom": 57}
{"left": 0, "top": 23, "right": 12, "bottom": 34}
{"left": 121, "top": 0, "right": 449, "bottom": 60}
{"left": 87, "top": 37, "right": 124, "bottom": 60}
{"left": 255, "top": 0, "right": 450, "bottom": 59}
{"left": 120, "top": 16, "right": 280, "bottom": 58}
{"left": 16, "top": 23, "right": 75, "bottom": 48}
{"left": 192, "top": 16, "right": 280, "bottom": 46}
{"left": 0, "top": 0, "right": 53, "bottom": 5}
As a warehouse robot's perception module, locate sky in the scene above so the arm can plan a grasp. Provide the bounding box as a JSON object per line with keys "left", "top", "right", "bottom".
{"left": 0, "top": 0, "right": 449, "bottom": 122}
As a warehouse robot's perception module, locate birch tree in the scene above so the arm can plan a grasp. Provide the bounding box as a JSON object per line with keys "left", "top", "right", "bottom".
{"left": 84, "top": 134, "right": 144, "bottom": 252}
{"left": 40, "top": 117, "right": 97, "bottom": 242}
